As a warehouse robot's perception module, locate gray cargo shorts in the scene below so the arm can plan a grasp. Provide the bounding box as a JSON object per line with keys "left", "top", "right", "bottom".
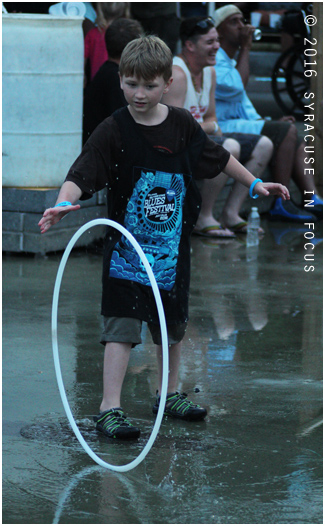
{"left": 101, "top": 317, "right": 187, "bottom": 347}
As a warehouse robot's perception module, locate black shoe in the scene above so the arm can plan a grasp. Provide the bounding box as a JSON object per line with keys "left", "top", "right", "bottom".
{"left": 94, "top": 408, "right": 140, "bottom": 439}
{"left": 268, "top": 198, "right": 317, "bottom": 223}
{"left": 153, "top": 391, "right": 207, "bottom": 421}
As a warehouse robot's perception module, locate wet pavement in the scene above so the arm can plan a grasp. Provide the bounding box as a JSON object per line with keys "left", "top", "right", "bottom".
{"left": 3, "top": 218, "right": 323, "bottom": 524}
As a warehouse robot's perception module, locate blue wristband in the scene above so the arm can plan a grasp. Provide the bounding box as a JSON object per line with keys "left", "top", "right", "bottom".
{"left": 54, "top": 201, "right": 72, "bottom": 207}
{"left": 249, "top": 179, "right": 263, "bottom": 199}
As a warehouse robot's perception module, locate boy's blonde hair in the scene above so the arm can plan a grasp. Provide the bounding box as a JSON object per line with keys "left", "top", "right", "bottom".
{"left": 119, "top": 36, "right": 173, "bottom": 82}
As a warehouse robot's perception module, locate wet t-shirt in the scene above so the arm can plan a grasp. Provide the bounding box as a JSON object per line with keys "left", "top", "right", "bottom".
{"left": 66, "top": 106, "right": 230, "bottom": 324}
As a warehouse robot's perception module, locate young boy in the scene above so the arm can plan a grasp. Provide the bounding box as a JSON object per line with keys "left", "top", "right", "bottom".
{"left": 39, "top": 36, "right": 289, "bottom": 440}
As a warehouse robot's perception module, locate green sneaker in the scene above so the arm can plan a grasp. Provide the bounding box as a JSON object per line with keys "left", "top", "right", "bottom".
{"left": 94, "top": 408, "right": 140, "bottom": 439}
{"left": 152, "top": 391, "right": 207, "bottom": 421}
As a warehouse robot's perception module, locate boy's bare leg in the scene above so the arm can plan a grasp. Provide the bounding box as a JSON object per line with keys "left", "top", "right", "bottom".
{"left": 156, "top": 341, "right": 182, "bottom": 395}
{"left": 100, "top": 342, "right": 132, "bottom": 412}
{"left": 154, "top": 341, "right": 207, "bottom": 420}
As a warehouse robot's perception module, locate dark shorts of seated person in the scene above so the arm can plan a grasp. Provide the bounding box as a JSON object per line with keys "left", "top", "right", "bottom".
{"left": 261, "top": 120, "right": 303, "bottom": 165}
{"left": 101, "top": 317, "right": 187, "bottom": 348}
{"left": 213, "top": 133, "right": 260, "bottom": 165}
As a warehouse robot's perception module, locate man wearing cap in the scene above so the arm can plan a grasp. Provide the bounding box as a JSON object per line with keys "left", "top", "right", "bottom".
{"left": 213, "top": 4, "right": 322, "bottom": 221}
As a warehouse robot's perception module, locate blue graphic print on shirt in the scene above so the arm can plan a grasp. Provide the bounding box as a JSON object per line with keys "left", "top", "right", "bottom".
{"left": 109, "top": 168, "right": 186, "bottom": 290}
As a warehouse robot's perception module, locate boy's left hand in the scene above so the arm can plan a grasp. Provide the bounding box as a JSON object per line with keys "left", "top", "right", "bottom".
{"left": 254, "top": 182, "right": 290, "bottom": 200}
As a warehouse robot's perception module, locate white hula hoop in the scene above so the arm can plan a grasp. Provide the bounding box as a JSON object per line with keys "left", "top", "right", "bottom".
{"left": 52, "top": 219, "right": 169, "bottom": 472}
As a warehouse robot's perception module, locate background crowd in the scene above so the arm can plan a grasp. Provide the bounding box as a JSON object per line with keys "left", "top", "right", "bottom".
{"left": 79, "top": 1, "right": 322, "bottom": 236}
{"left": 3, "top": 1, "right": 323, "bottom": 235}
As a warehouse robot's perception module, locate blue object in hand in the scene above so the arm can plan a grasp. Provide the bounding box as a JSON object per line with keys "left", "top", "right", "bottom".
{"left": 54, "top": 201, "right": 72, "bottom": 207}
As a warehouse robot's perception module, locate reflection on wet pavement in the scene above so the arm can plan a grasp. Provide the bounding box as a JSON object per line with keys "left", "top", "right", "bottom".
{"left": 3, "top": 220, "right": 323, "bottom": 524}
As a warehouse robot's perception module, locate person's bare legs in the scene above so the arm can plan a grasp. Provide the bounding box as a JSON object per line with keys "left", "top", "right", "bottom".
{"left": 272, "top": 124, "right": 296, "bottom": 186}
{"left": 220, "top": 180, "right": 250, "bottom": 230}
{"left": 197, "top": 171, "right": 229, "bottom": 227}
{"left": 194, "top": 138, "right": 240, "bottom": 236}
{"left": 221, "top": 135, "right": 273, "bottom": 232}
{"left": 156, "top": 341, "right": 182, "bottom": 395}
{"left": 100, "top": 342, "right": 132, "bottom": 412}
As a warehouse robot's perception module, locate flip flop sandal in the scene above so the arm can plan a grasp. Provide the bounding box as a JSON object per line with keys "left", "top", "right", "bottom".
{"left": 228, "top": 221, "right": 265, "bottom": 235}
{"left": 192, "top": 225, "right": 236, "bottom": 238}
{"left": 228, "top": 221, "right": 248, "bottom": 233}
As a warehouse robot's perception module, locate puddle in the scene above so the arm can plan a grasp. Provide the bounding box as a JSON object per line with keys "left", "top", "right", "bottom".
{"left": 3, "top": 223, "right": 323, "bottom": 524}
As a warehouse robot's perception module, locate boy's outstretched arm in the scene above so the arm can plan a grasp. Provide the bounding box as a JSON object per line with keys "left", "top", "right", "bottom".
{"left": 224, "top": 155, "right": 290, "bottom": 200}
{"left": 38, "top": 181, "right": 82, "bottom": 234}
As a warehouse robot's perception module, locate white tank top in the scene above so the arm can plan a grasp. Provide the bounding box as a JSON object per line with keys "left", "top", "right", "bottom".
{"left": 173, "top": 56, "right": 212, "bottom": 123}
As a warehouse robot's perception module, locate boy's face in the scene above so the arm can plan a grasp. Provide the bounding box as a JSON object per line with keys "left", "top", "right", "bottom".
{"left": 120, "top": 74, "right": 173, "bottom": 115}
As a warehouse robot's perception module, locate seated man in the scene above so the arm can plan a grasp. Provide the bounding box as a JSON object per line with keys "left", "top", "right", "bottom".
{"left": 83, "top": 17, "right": 143, "bottom": 144}
{"left": 162, "top": 16, "right": 273, "bottom": 236}
{"left": 214, "top": 4, "right": 322, "bottom": 221}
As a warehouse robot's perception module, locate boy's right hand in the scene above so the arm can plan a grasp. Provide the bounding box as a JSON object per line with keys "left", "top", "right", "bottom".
{"left": 254, "top": 182, "right": 290, "bottom": 201}
{"left": 38, "top": 204, "right": 80, "bottom": 234}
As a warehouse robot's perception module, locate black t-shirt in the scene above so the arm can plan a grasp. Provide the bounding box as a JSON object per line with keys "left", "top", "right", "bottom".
{"left": 66, "top": 106, "right": 230, "bottom": 325}
{"left": 69, "top": 106, "right": 230, "bottom": 200}
{"left": 83, "top": 60, "right": 127, "bottom": 144}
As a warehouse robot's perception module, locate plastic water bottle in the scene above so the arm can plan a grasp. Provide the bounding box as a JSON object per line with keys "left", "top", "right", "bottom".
{"left": 246, "top": 207, "right": 260, "bottom": 247}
